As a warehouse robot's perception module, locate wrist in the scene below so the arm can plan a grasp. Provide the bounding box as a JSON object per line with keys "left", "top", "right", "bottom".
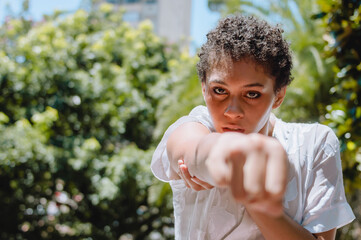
{"left": 245, "top": 202, "right": 285, "bottom": 220}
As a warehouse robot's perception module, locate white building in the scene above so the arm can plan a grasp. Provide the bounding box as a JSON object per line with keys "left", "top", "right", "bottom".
{"left": 103, "top": 0, "right": 192, "bottom": 48}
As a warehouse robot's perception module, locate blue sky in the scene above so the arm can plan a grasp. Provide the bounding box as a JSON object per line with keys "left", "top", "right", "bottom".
{"left": 0, "top": 0, "right": 219, "bottom": 53}
{"left": 191, "top": 0, "right": 220, "bottom": 53}
{"left": 0, "top": 0, "right": 82, "bottom": 20}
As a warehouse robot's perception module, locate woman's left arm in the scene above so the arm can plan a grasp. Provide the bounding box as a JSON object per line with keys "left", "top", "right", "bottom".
{"left": 246, "top": 207, "right": 336, "bottom": 240}
{"left": 178, "top": 159, "right": 336, "bottom": 240}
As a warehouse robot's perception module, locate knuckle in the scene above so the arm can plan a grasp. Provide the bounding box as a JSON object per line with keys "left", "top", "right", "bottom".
{"left": 272, "top": 141, "right": 283, "bottom": 151}
{"left": 245, "top": 186, "right": 264, "bottom": 199}
{"left": 270, "top": 139, "right": 285, "bottom": 153}
{"left": 248, "top": 134, "right": 264, "bottom": 150}
{"left": 250, "top": 133, "right": 262, "bottom": 139}
{"left": 267, "top": 187, "right": 285, "bottom": 199}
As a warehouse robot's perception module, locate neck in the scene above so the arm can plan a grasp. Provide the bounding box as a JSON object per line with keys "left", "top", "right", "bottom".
{"left": 267, "top": 113, "right": 276, "bottom": 137}
{"left": 258, "top": 114, "right": 275, "bottom": 137}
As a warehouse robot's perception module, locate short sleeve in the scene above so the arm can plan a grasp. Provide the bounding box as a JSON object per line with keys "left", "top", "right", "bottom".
{"left": 301, "top": 125, "right": 355, "bottom": 233}
{"left": 151, "top": 106, "right": 214, "bottom": 182}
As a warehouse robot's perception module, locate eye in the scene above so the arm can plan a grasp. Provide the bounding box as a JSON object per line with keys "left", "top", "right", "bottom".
{"left": 213, "top": 87, "right": 227, "bottom": 95}
{"left": 246, "top": 92, "right": 261, "bottom": 99}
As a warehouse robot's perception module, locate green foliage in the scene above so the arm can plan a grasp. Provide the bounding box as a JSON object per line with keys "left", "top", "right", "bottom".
{"left": 266, "top": 0, "right": 335, "bottom": 123}
{"left": 0, "top": 3, "right": 179, "bottom": 239}
{"left": 314, "top": 0, "right": 361, "bottom": 238}
{"left": 316, "top": 0, "right": 361, "bottom": 190}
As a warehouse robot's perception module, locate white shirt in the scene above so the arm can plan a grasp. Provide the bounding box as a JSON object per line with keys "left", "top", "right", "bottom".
{"left": 151, "top": 106, "right": 355, "bottom": 240}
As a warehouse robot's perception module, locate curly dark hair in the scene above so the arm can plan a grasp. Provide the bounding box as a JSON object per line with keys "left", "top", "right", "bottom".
{"left": 197, "top": 15, "right": 293, "bottom": 91}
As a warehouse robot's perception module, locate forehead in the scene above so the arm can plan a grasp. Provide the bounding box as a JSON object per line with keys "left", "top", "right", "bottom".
{"left": 207, "top": 60, "right": 274, "bottom": 85}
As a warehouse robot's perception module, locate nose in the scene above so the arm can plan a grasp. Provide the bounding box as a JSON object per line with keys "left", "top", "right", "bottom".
{"left": 224, "top": 97, "right": 244, "bottom": 119}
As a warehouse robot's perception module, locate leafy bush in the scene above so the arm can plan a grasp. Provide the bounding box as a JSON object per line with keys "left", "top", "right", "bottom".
{"left": 315, "top": 0, "right": 361, "bottom": 238}
{"left": 0, "top": 4, "right": 183, "bottom": 239}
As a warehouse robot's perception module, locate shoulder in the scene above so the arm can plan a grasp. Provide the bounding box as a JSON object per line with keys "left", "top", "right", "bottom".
{"left": 275, "top": 119, "right": 340, "bottom": 170}
{"left": 274, "top": 118, "right": 340, "bottom": 156}
{"left": 294, "top": 122, "right": 338, "bottom": 150}
{"left": 276, "top": 119, "right": 339, "bottom": 148}
{"left": 189, "top": 105, "right": 215, "bottom": 132}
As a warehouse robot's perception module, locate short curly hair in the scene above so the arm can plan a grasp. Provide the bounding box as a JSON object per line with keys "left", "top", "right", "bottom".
{"left": 197, "top": 15, "right": 293, "bottom": 91}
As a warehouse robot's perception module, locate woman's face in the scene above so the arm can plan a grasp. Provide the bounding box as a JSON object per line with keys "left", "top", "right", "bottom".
{"left": 202, "top": 60, "right": 286, "bottom": 135}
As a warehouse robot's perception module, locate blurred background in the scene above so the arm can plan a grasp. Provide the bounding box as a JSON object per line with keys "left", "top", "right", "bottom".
{"left": 0, "top": 0, "right": 360, "bottom": 239}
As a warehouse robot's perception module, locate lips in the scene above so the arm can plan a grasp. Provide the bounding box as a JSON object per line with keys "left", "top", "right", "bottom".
{"left": 222, "top": 126, "right": 245, "bottom": 133}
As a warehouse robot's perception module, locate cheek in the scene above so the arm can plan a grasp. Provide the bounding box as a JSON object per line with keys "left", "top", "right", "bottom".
{"left": 253, "top": 100, "right": 273, "bottom": 116}
{"left": 204, "top": 91, "right": 219, "bottom": 107}
{"left": 255, "top": 106, "right": 272, "bottom": 123}
{"left": 204, "top": 94, "right": 225, "bottom": 125}
{"left": 205, "top": 96, "right": 222, "bottom": 115}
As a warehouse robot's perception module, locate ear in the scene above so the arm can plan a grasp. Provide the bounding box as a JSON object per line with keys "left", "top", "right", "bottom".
{"left": 272, "top": 87, "right": 286, "bottom": 109}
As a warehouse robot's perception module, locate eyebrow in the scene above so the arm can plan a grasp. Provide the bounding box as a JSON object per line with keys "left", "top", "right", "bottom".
{"left": 208, "top": 79, "right": 227, "bottom": 84}
{"left": 208, "top": 79, "right": 264, "bottom": 88}
{"left": 244, "top": 83, "right": 264, "bottom": 88}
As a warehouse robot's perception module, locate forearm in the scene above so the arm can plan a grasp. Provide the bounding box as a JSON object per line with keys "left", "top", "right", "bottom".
{"left": 187, "top": 132, "right": 221, "bottom": 185}
{"left": 247, "top": 208, "right": 317, "bottom": 240}
{"left": 166, "top": 122, "right": 212, "bottom": 180}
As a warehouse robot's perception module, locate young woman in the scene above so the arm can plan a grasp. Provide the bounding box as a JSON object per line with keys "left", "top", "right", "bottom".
{"left": 151, "top": 15, "right": 355, "bottom": 239}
